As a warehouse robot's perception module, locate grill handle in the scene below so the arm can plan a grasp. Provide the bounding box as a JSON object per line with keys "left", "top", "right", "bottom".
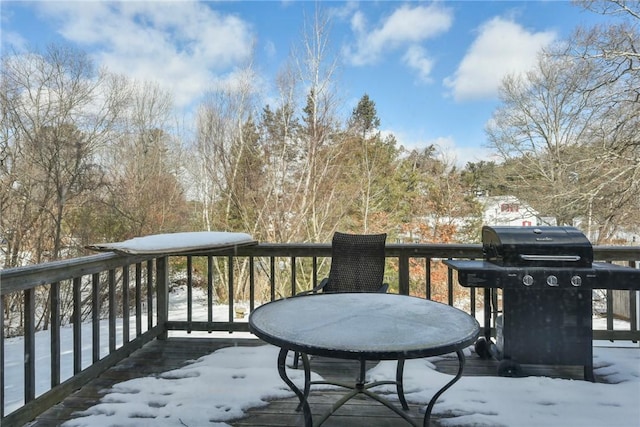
{"left": 519, "top": 254, "right": 581, "bottom": 262}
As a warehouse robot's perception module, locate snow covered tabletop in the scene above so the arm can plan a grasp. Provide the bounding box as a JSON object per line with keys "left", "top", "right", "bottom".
{"left": 86, "top": 231, "right": 257, "bottom": 255}
{"left": 250, "top": 293, "right": 480, "bottom": 359}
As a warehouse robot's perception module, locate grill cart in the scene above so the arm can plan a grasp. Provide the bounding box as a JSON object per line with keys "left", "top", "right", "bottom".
{"left": 444, "top": 226, "right": 640, "bottom": 381}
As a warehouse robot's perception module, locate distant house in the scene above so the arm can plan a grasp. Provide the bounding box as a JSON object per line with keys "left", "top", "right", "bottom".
{"left": 478, "top": 195, "right": 550, "bottom": 227}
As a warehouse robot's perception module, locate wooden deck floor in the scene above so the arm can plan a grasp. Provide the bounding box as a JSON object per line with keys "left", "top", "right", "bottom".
{"left": 29, "top": 337, "right": 593, "bottom": 427}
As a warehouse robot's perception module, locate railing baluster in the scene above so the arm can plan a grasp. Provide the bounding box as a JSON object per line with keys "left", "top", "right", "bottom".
{"left": 72, "top": 277, "right": 82, "bottom": 374}
{"left": 122, "top": 266, "right": 130, "bottom": 344}
{"left": 147, "top": 260, "right": 153, "bottom": 331}
{"left": 270, "top": 257, "right": 276, "bottom": 301}
{"left": 0, "top": 295, "right": 5, "bottom": 418}
{"left": 91, "top": 273, "right": 100, "bottom": 363}
{"left": 207, "top": 255, "right": 213, "bottom": 333}
{"left": 24, "top": 288, "right": 35, "bottom": 403}
{"left": 447, "top": 262, "right": 454, "bottom": 306}
{"left": 1, "top": 293, "right": 4, "bottom": 418}
{"left": 290, "top": 256, "right": 296, "bottom": 297}
{"left": 108, "top": 269, "right": 116, "bottom": 353}
{"left": 628, "top": 260, "right": 638, "bottom": 342}
{"left": 312, "top": 257, "right": 318, "bottom": 289}
{"left": 135, "top": 263, "right": 142, "bottom": 336}
{"left": 425, "top": 258, "right": 432, "bottom": 300}
{"left": 187, "top": 255, "right": 193, "bottom": 334}
{"left": 606, "top": 288, "right": 614, "bottom": 339}
{"left": 470, "top": 286, "right": 477, "bottom": 319}
{"left": 50, "top": 281, "right": 60, "bottom": 387}
{"left": 228, "top": 256, "right": 234, "bottom": 327}
{"left": 249, "top": 256, "right": 255, "bottom": 312}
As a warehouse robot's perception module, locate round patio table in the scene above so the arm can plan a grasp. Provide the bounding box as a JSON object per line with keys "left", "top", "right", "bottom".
{"left": 249, "top": 293, "right": 480, "bottom": 427}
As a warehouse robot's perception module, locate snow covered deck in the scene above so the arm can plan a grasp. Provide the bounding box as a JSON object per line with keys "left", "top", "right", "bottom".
{"left": 26, "top": 337, "right": 627, "bottom": 427}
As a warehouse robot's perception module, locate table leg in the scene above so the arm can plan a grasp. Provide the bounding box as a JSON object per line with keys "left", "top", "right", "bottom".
{"left": 296, "top": 353, "right": 311, "bottom": 412}
{"left": 277, "top": 348, "right": 312, "bottom": 427}
{"left": 396, "top": 358, "right": 409, "bottom": 410}
{"left": 422, "top": 349, "right": 466, "bottom": 427}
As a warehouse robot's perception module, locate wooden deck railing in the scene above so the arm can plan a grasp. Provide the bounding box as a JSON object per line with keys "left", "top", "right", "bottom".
{"left": 1, "top": 243, "right": 639, "bottom": 426}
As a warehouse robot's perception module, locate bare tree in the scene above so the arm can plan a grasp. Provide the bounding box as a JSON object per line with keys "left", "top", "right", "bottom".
{"left": 100, "top": 80, "right": 188, "bottom": 239}
{"left": 0, "top": 44, "right": 128, "bottom": 265}
{"left": 190, "top": 63, "right": 261, "bottom": 234}
{"left": 257, "top": 64, "right": 303, "bottom": 243}
{"left": 486, "top": 2, "right": 640, "bottom": 242}
{"left": 486, "top": 51, "right": 603, "bottom": 226}
{"left": 288, "top": 7, "right": 345, "bottom": 243}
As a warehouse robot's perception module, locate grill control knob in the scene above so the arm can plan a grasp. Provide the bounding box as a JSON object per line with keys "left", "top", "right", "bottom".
{"left": 571, "top": 275, "right": 582, "bottom": 287}
{"left": 546, "top": 275, "right": 559, "bottom": 287}
{"left": 522, "top": 275, "right": 534, "bottom": 286}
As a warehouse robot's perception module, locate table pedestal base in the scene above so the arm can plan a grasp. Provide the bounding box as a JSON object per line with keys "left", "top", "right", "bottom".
{"left": 277, "top": 348, "right": 466, "bottom": 427}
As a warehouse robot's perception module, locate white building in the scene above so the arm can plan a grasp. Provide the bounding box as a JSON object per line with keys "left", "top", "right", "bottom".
{"left": 479, "top": 195, "right": 550, "bottom": 227}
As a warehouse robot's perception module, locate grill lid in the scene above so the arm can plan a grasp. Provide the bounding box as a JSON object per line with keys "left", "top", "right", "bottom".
{"left": 482, "top": 226, "right": 593, "bottom": 267}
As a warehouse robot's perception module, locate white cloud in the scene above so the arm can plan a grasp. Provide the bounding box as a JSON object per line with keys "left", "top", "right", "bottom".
{"left": 444, "top": 17, "right": 556, "bottom": 102}
{"left": 344, "top": 3, "right": 453, "bottom": 71}
{"left": 2, "top": 30, "right": 27, "bottom": 52}
{"left": 36, "top": 1, "right": 255, "bottom": 109}
{"left": 402, "top": 45, "right": 434, "bottom": 84}
{"left": 328, "top": 1, "right": 360, "bottom": 21}
{"left": 1, "top": 6, "right": 24, "bottom": 51}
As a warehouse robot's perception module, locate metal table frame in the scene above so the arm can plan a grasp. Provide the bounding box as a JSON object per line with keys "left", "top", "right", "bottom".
{"left": 249, "top": 293, "right": 480, "bottom": 427}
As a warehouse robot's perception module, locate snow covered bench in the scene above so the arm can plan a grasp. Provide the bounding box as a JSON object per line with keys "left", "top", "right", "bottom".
{"left": 87, "top": 231, "right": 257, "bottom": 255}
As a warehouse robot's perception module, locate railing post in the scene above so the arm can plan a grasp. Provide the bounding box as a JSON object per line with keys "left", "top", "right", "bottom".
{"left": 398, "top": 254, "right": 410, "bottom": 295}
{"left": 156, "top": 256, "right": 169, "bottom": 340}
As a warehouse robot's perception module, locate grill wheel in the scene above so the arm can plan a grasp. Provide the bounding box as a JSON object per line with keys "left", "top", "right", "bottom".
{"left": 474, "top": 337, "right": 490, "bottom": 359}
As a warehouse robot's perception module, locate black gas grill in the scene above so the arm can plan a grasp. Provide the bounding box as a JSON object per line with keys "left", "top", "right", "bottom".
{"left": 444, "top": 226, "right": 640, "bottom": 381}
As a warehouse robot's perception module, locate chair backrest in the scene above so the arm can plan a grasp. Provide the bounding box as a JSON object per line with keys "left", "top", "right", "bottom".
{"left": 323, "top": 231, "right": 387, "bottom": 293}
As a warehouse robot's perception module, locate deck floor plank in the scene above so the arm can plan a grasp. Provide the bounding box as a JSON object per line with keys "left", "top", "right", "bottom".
{"left": 28, "top": 337, "right": 596, "bottom": 427}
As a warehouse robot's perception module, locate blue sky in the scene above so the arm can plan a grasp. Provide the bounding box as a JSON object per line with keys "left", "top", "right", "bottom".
{"left": 1, "top": 1, "right": 614, "bottom": 166}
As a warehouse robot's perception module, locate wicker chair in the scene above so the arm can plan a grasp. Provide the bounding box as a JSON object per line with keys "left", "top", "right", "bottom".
{"left": 300, "top": 231, "right": 389, "bottom": 295}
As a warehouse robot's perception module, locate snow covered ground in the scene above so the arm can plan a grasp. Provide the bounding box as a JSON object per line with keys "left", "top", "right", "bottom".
{"left": 4, "top": 286, "right": 639, "bottom": 427}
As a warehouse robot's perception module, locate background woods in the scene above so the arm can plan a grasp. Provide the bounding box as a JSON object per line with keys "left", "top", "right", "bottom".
{"left": 1, "top": 2, "right": 639, "bottom": 323}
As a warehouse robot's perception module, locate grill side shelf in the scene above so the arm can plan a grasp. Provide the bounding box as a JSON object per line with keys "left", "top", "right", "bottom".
{"left": 443, "top": 260, "right": 640, "bottom": 290}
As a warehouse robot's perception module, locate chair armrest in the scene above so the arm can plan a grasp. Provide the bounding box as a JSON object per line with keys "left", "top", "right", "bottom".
{"left": 297, "top": 277, "right": 329, "bottom": 296}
